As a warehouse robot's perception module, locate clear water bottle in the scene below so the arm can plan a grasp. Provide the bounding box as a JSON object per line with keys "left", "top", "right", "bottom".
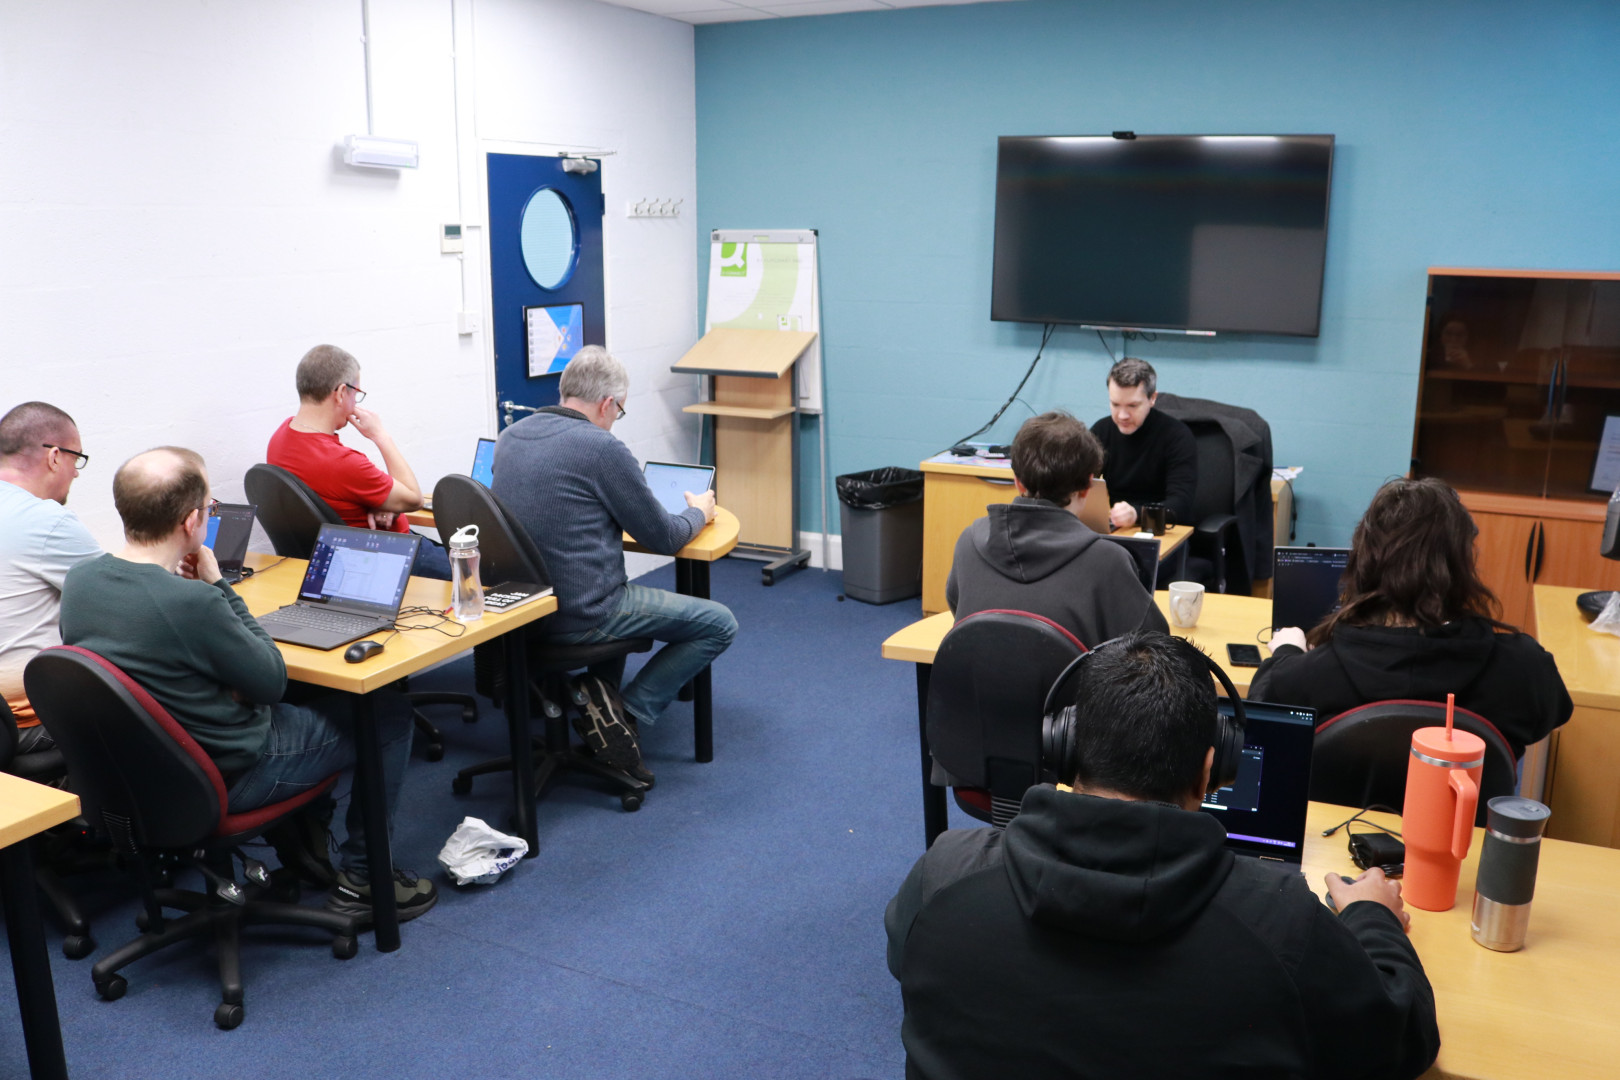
{"left": 448, "top": 524, "right": 484, "bottom": 622}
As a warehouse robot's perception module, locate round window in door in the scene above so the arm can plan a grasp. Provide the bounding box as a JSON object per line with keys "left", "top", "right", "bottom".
{"left": 519, "top": 187, "right": 578, "bottom": 290}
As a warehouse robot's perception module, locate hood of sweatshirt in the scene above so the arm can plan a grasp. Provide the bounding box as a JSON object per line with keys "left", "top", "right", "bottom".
{"left": 1328, "top": 619, "right": 1499, "bottom": 701}
{"left": 1002, "top": 785, "right": 1233, "bottom": 943}
{"left": 972, "top": 497, "right": 1103, "bottom": 584}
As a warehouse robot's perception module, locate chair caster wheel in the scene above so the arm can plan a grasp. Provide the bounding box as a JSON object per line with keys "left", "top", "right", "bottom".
{"left": 332, "top": 935, "right": 358, "bottom": 960}
{"left": 620, "top": 791, "right": 644, "bottom": 812}
{"left": 424, "top": 743, "right": 444, "bottom": 763}
{"left": 451, "top": 775, "right": 473, "bottom": 795}
{"left": 269, "top": 873, "right": 302, "bottom": 904}
{"left": 62, "top": 935, "right": 95, "bottom": 960}
{"left": 214, "top": 1001, "right": 244, "bottom": 1030}
{"left": 96, "top": 974, "right": 127, "bottom": 1001}
{"left": 461, "top": 706, "right": 478, "bottom": 723}
{"left": 134, "top": 911, "right": 151, "bottom": 933}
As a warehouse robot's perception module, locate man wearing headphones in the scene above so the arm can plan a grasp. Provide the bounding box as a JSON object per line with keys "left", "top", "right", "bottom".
{"left": 884, "top": 632, "right": 1439, "bottom": 1080}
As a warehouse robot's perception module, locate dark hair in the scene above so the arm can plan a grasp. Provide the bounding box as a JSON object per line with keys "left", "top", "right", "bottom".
{"left": 0, "top": 401, "right": 77, "bottom": 459}
{"left": 1065, "top": 632, "right": 1216, "bottom": 803}
{"left": 1010, "top": 411, "right": 1103, "bottom": 504}
{"left": 1310, "top": 477, "right": 1507, "bottom": 645}
{"left": 1106, "top": 356, "right": 1156, "bottom": 397}
{"left": 295, "top": 344, "right": 360, "bottom": 403}
{"left": 113, "top": 447, "right": 209, "bottom": 543}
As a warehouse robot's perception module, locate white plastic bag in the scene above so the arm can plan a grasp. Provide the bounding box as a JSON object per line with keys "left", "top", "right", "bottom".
{"left": 1591, "top": 591, "right": 1620, "bottom": 638}
{"left": 437, "top": 816, "right": 529, "bottom": 886}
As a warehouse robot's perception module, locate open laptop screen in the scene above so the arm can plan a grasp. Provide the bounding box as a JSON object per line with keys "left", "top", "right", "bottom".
{"left": 205, "top": 503, "right": 256, "bottom": 569}
{"left": 1271, "top": 546, "right": 1351, "bottom": 631}
{"left": 643, "top": 462, "right": 716, "bottom": 516}
{"left": 1201, "top": 699, "right": 1317, "bottom": 863}
{"left": 471, "top": 438, "right": 496, "bottom": 488}
{"left": 296, "top": 525, "right": 418, "bottom": 617}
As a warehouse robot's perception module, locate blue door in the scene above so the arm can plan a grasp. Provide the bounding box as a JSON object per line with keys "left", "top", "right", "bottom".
{"left": 486, "top": 153, "right": 605, "bottom": 430}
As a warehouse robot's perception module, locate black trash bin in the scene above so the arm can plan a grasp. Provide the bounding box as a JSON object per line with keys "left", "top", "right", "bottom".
{"left": 837, "top": 467, "right": 925, "bottom": 604}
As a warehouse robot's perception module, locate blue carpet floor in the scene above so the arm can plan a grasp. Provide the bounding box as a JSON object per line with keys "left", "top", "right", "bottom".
{"left": 0, "top": 559, "right": 984, "bottom": 1079}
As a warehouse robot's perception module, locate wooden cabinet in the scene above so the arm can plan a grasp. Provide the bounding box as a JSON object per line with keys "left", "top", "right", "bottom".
{"left": 1463, "top": 491, "right": 1620, "bottom": 629}
{"left": 920, "top": 460, "right": 1019, "bottom": 614}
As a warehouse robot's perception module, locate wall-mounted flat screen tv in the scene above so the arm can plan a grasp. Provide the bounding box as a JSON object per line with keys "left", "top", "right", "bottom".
{"left": 991, "top": 134, "right": 1335, "bottom": 336}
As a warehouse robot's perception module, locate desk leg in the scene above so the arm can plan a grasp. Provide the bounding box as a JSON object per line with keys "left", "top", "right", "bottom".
{"left": 352, "top": 693, "right": 398, "bottom": 952}
{"left": 675, "top": 559, "right": 694, "bottom": 703}
{"left": 2, "top": 841, "right": 70, "bottom": 1080}
{"left": 916, "top": 663, "right": 946, "bottom": 849}
{"left": 506, "top": 633, "right": 539, "bottom": 857}
{"left": 690, "top": 559, "right": 713, "bottom": 764}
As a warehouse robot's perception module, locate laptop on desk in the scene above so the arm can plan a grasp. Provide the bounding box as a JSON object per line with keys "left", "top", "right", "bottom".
{"left": 642, "top": 461, "right": 716, "bottom": 516}
{"left": 205, "top": 502, "right": 257, "bottom": 585}
{"left": 1201, "top": 699, "right": 1317, "bottom": 864}
{"left": 1271, "top": 546, "right": 1351, "bottom": 631}
{"left": 1096, "top": 532, "right": 1159, "bottom": 593}
{"left": 470, "top": 437, "right": 496, "bottom": 488}
{"left": 1078, "top": 477, "right": 1111, "bottom": 533}
{"left": 256, "top": 525, "right": 421, "bottom": 650}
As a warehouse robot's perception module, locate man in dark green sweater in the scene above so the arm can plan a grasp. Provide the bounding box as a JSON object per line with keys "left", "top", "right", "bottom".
{"left": 60, "top": 447, "right": 436, "bottom": 925}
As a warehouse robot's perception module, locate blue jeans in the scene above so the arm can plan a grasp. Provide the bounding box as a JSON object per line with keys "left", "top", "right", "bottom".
{"left": 548, "top": 584, "right": 738, "bottom": 724}
{"left": 226, "top": 691, "right": 413, "bottom": 878}
{"left": 412, "top": 537, "right": 452, "bottom": 581}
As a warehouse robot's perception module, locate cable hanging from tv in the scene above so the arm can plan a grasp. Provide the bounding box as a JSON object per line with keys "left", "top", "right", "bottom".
{"left": 954, "top": 323, "right": 1056, "bottom": 447}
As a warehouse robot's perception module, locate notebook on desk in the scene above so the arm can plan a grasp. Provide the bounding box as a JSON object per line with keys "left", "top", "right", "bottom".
{"left": 1200, "top": 699, "right": 1317, "bottom": 864}
{"left": 205, "top": 503, "right": 257, "bottom": 585}
{"left": 256, "top": 525, "right": 420, "bottom": 650}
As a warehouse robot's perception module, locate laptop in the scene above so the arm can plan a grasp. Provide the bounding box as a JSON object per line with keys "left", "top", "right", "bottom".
{"left": 1077, "top": 476, "right": 1111, "bottom": 532}
{"left": 470, "top": 437, "right": 496, "bottom": 488}
{"left": 1271, "top": 546, "right": 1352, "bottom": 631}
{"left": 205, "top": 502, "right": 257, "bottom": 585}
{"left": 643, "top": 461, "right": 716, "bottom": 515}
{"left": 256, "top": 525, "right": 421, "bottom": 650}
{"left": 1200, "top": 699, "right": 1318, "bottom": 864}
{"left": 1096, "top": 533, "right": 1159, "bottom": 593}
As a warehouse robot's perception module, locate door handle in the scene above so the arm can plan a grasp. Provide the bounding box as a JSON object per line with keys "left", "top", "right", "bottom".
{"left": 500, "top": 400, "right": 544, "bottom": 428}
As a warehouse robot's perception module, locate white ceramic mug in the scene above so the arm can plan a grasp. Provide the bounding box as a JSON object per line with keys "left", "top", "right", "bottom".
{"left": 1168, "top": 581, "right": 1205, "bottom": 629}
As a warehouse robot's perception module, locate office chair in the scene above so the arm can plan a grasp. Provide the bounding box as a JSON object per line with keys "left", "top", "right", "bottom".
{"left": 24, "top": 646, "right": 359, "bottom": 1029}
{"left": 1310, "top": 700, "right": 1518, "bottom": 825}
{"left": 244, "top": 462, "right": 477, "bottom": 761}
{"left": 431, "top": 474, "right": 654, "bottom": 812}
{"left": 0, "top": 697, "right": 98, "bottom": 959}
{"left": 926, "top": 610, "right": 1085, "bottom": 827}
{"left": 1183, "top": 419, "right": 1244, "bottom": 594}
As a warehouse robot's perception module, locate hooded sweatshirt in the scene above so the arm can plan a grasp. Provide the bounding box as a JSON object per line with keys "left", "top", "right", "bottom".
{"left": 1250, "top": 618, "right": 1571, "bottom": 757}
{"left": 946, "top": 497, "right": 1167, "bottom": 647}
{"left": 885, "top": 786, "right": 1440, "bottom": 1080}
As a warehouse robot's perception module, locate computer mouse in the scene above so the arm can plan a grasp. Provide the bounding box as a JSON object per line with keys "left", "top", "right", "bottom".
{"left": 344, "top": 640, "right": 384, "bottom": 664}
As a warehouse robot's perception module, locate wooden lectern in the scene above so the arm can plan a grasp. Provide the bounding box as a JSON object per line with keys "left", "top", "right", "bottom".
{"left": 673, "top": 327, "right": 817, "bottom": 584}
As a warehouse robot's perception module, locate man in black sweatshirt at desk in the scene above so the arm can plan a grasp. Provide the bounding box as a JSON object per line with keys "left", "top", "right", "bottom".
{"left": 1090, "top": 356, "right": 1198, "bottom": 531}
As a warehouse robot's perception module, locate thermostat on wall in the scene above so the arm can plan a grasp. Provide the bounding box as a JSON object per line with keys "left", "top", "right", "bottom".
{"left": 441, "top": 224, "right": 464, "bottom": 254}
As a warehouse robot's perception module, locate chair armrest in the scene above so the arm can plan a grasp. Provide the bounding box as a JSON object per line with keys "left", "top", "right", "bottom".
{"left": 1195, "top": 512, "right": 1239, "bottom": 538}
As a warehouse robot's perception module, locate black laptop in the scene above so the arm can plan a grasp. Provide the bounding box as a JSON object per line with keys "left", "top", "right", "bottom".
{"left": 1097, "top": 533, "right": 1160, "bottom": 594}
{"left": 256, "top": 525, "right": 421, "bottom": 650}
{"left": 1271, "top": 546, "right": 1351, "bottom": 631}
{"left": 1200, "top": 699, "right": 1318, "bottom": 864}
{"left": 205, "top": 502, "right": 256, "bottom": 585}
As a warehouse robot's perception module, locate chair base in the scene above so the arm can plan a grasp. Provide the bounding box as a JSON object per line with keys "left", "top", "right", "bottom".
{"left": 407, "top": 690, "right": 479, "bottom": 763}
{"left": 453, "top": 734, "right": 649, "bottom": 813}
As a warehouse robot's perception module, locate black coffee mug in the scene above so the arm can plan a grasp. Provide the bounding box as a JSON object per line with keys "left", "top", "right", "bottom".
{"left": 1141, "top": 504, "right": 1168, "bottom": 536}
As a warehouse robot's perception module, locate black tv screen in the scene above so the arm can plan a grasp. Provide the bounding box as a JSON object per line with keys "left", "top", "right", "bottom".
{"left": 991, "top": 134, "right": 1335, "bottom": 336}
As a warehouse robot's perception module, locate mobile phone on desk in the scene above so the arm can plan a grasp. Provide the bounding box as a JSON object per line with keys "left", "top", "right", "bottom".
{"left": 1226, "top": 643, "right": 1263, "bottom": 667}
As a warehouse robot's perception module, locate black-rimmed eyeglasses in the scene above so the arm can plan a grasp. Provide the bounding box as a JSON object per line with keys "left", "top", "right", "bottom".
{"left": 344, "top": 383, "right": 367, "bottom": 404}
{"left": 205, "top": 498, "right": 221, "bottom": 517}
{"left": 614, "top": 399, "right": 626, "bottom": 420}
{"left": 41, "top": 444, "right": 89, "bottom": 470}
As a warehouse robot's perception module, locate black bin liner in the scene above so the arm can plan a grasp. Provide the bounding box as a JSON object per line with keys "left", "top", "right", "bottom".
{"left": 836, "top": 467, "right": 924, "bottom": 511}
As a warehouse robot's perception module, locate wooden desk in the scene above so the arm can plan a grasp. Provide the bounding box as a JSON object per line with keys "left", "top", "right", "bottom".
{"left": 881, "top": 593, "right": 1275, "bottom": 844}
{"left": 1305, "top": 802, "right": 1620, "bottom": 1080}
{"left": 0, "top": 773, "right": 80, "bottom": 1079}
{"left": 236, "top": 553, "right": 556, "bottom": 949}
{"left": 1532, "top": 585, "right": 1620, "bottom": 848}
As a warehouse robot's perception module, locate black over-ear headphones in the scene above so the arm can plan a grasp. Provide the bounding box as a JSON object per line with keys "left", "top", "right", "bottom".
{"left": 1039, "top": 636, "right": 1247, "bottom": 795}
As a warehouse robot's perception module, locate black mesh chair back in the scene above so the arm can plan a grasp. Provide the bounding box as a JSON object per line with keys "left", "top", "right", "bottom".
{"left": 431, "top": 474, "right": 552, "bottom": 589}
{"left": 926, "top": 610, "right": 1085, "bottom": 827}
{"left": 1186, "top": 420, "right": 1236, "bottom": 528}
{"left": 1310, "top": 700, "right": 1518, "bottom": 825}
{"left": 244, "top": 463, "right": 344, "bottom": 559}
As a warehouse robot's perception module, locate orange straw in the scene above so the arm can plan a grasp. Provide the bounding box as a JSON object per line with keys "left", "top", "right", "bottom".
{"left": 1446, "top": 692, "right": 1455, "bottom": 739}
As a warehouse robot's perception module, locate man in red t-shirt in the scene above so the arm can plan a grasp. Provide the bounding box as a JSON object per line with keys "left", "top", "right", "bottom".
{"left": 266, "top": 344, "right": 451, "bottom": 579}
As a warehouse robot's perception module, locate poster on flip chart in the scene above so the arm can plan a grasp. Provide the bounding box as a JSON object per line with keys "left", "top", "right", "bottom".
{"left": 705, "top": 230, "right": 822, "bottom": 413}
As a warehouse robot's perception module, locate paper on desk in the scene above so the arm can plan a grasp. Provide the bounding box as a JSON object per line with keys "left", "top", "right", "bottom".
{"left": 925, "top": 450, "right": 1013, "bottom": 468}
{"left": 1273, "top": 467, "right": 1303, "bottom": 481}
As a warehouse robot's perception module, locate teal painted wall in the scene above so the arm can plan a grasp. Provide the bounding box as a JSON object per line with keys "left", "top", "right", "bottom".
{"left": 695, "top": 0, "right": 1620, "bottom": 542}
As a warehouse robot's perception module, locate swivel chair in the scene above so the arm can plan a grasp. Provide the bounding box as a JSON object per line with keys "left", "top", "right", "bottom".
{"left": 1310, "top": 700, "right": 1518, "bottom": 825}
{"left": 926, "top": 610, "right": 1085, "bottom": 828}
{"left": 432, "top": 474, "right": 653, "bottom": 812}
{"left": 244, "top": 462, "right": 477, "bottom": 760}
{"left": 25, "top": 646, "right": 358, "bottom": 1029}
{"left": 1183, "top": 420, "right": 1245, "bottom": 594}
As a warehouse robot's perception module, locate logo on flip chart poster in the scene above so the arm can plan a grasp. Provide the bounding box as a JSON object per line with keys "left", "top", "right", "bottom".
{"left": 719, "top": 242, "right": 748, "bottom": 277}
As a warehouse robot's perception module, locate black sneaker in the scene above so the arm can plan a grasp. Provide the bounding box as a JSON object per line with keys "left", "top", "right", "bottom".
{"left": 570, "top": 675, "right": 655, "bottom": 787}
{"left": 326, "top": 867, "right": 439, "bottom": 928}
{"left": 265, "top": 807, "right": 337, "bottom": 889}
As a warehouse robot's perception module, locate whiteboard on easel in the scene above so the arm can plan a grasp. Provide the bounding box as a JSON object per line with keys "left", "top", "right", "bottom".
{"left": 705, "top": 229, "right": 822, "bottom": 413}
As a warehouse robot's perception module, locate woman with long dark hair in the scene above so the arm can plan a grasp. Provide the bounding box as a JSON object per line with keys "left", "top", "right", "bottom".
{"left": 1251, "top": 478, "right": 1571, "bottom": 756}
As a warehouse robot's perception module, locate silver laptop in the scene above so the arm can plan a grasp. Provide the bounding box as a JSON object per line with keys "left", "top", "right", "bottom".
{"left": 643, "top": 461, "right": 716, "bottom": 515}
{"left": 1078, "top": 477, "right": 1111, "bottom": 532}
{"left": 205, "top": 502, "right": 256, "bottom": 585}
{"left": 256, "top": 524, "right": 421, "bottom": 650}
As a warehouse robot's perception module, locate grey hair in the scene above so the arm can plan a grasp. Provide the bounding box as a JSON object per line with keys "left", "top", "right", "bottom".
{"left": 295, "top": 344, "right": 361, "bottom": 403}
{"left": 1107, "top": 356, "right": 1157, "bottom": 397}
{"left": 559, "top": 346, "right": 629, "bottom": 405}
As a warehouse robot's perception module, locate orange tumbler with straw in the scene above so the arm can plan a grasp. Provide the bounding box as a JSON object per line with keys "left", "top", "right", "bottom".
{"left": 1402, "top": 693, "right": 1485, "bottom": 911}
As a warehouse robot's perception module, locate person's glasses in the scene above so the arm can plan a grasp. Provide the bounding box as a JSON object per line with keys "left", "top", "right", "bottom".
{"left": 613, "top": 398, "right": 627, "bottom": 420}
{"left": 41, "top": 444, "right": 89, "bottom": 470}
{"left": 344, "top": 383, "right": 367, "bottom": 404}
{"left": 205, "top": 498, "right": 221, "bottom": 517}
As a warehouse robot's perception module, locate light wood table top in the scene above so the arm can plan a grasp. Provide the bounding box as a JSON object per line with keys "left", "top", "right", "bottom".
{"left": 881, "top": 592, "right": 1272, "bottom": 694}
{"left": 0, "top": 772, "right": 80, "bottom": 850}
{"left": 404, "top": 506, "right": 740, "bottom": 564}
{"left": 1305, "top": 802, "right": 1620, "bottom": 1080}
{"left": 1532, "top": 585, "right": 1620, "bottom": 711}
{"left": 235, "top": 552, "right": 557, "bottom": 694}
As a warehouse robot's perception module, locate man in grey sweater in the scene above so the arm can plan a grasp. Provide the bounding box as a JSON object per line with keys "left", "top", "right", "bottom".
{"left": 493, "top": 347, "right": 738, "bottom": 782}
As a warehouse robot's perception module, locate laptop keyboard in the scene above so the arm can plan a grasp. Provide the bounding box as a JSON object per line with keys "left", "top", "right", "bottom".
{"left": 261, "top": 606, "right": 383, "bottom": 633}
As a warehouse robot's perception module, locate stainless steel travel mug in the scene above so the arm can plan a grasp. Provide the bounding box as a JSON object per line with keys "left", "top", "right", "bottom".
{"left": 1470, "top": 796, "right": 1551, "bottom": 952}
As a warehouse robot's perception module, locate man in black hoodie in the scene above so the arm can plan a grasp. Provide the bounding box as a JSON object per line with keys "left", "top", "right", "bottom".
{"left": 946, "top": 410, "right": 1167, "bottom": 646}
{"left": 885, "top": 632, "right": 1440, "bottom": 1080}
